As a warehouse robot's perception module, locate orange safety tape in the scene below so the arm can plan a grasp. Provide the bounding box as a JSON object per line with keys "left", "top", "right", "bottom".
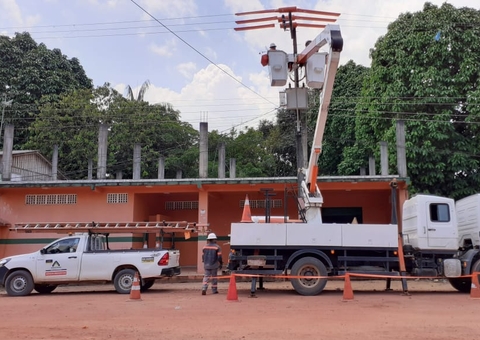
{"left": 205, "top": 273, "right": 476, "bottom": 280}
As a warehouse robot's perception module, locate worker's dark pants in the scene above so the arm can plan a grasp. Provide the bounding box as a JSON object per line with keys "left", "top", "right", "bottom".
{"left": 202, "top": 268, "right": 218, "bottom": 292}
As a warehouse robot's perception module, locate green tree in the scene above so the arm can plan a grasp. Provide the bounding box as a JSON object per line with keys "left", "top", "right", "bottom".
{"left": 108, "top": 101, "right": 198, "bottom": 179}
{"left": 26, "top": 84, "right": 125, "bottom": 179}
{"left": 27, "top": 84, "right": 199, "bottom": 180}
{"left": 223, "top": 126, "right": 277, "bottom": 177}
{"left": 124, "top": 80, "right": 150, "bottom": 102}
{"left": 307, "top": 61, "right": 370, "bottom": 176}
{"left": 0, "top": 32, "right": 92, "bottom": 146}
{"left": 341, "top": 2, "right": 480, "bottom": 199}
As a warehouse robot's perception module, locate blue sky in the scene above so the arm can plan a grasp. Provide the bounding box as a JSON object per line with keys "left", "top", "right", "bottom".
{"left": 1, "top": 0, "right": 478, "bottom": 132}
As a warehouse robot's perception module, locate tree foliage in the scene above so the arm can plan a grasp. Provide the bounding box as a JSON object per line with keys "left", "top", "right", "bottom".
{"left": 0, "top": 32, "right": 92, "bottom": 146}
{"left": 315, "top": 61, "right": 369, "bottom": 175}
{"left": 341, "top": 2, "right": 480, "bottom": 199}
{"left": 27, "top": 84, "right": 198, "bottom": 179}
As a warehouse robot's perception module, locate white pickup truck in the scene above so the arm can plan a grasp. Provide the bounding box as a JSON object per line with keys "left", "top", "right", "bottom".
{"left": 0, "top": 232, "right": 180, "bottom": 296}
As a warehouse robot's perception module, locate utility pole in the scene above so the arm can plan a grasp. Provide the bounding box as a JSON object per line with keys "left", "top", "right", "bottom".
{"left": 1, "top": 93, "right": 13, "bottom": 142}
{"left": 235, "top": 7, "right": 340, "bottom": 200}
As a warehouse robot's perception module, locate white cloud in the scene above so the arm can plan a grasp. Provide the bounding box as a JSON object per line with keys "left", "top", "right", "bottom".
{"left": 0, "top": 0, "right": 23, "bottom": 24}
{"left": 204, "top": 47, "right": 218, "bottom": 61}
{"left": 176, "top": 62, "right": 197, "bottom": 79}
{"left": 223, "top": 0, "right": 263, "bottom": 14}
{"left": 139, "top": 0, "right": 198, "bottom": 18}
{"left": 0, "top": 0, "right": 40, "bottom": 27}
{"left": 133, "top": 64, "right": 278, "bottom": 132}
{"left": 149, "top": 39, "right": 177, "bottom": 57}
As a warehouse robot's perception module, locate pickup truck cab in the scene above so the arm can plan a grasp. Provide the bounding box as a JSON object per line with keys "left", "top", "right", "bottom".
{"left": 0, "top": 232, "right": 180, "bottom": 296}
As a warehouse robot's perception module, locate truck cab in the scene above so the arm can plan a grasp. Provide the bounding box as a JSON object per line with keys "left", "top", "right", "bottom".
{"left": 403, "top": 195, "right": 458, "bottom": 251}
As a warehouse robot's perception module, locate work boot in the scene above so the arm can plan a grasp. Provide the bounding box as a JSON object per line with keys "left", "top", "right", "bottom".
{"left": 201, "top": 290, "right": 206, "bottom": 295}
{"left": 212, "top": 291, "right": 218, "bottom": 294}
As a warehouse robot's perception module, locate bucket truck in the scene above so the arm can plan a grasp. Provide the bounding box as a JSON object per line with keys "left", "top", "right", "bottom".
{"left": 228, "top": 24, "right": 480, "bottom": 296}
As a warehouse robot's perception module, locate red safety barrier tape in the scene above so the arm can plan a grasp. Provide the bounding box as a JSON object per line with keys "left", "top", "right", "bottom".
{"left": 208, "top": 272, "right": 476, "bottom": 280}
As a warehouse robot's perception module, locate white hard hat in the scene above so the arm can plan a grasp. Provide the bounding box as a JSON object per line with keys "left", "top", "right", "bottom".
{"left": 270, "top": 43, "right": 276, "bottom": 48}
{"left": 207, "top": 233, "right": 217, "bottom": 240}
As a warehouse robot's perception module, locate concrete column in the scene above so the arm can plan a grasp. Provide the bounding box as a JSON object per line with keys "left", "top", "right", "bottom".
{"left": 176, "top": 169, "right": 182, "bottom": 179}
{"left": 133, "top": 143, "right": 141, "bottom": 180}
{"left": 52, "top": 144, "right": 58, "bottom": 180}
{"left": 88, "top": 159, "right": 93, "bottom": 180}
{"left": 97, "top": 124, "right": 108, "bottom": 180}
{"left": 197, "top": 191, "right": 209, "bottom": 274}
{"left": 369, "top": 156, "right": 376, "bottom": 176}
{"left": 360, "top": 167, "right": 366, "bottom": 176}
{"left": 158, "top": 155, "right": 165, "bottom": 179}
{"left": 199, "top": 122, "right": 208, "bottom": 178}
{"left": 218, "top": 142, "right": 225, "bottom": 179}
{"left": 1, "top": 124, "right": 14, "bottom": 181}
{"left": 396, "top": 120, "right": 407, "bottom": 177}
{"left": 229, "top": 158, "right": 236, "bottom": 179}
{"left": 380, "top": 141, "right": 389, "bottom": 176}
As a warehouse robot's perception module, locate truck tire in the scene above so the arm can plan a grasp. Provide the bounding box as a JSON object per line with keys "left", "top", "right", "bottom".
{"left": 113, "top": 268, "right": 136, "bottom": 294}
{"left": 5, "top": 270, "right": 35, "bottom": 296}
{"left": 448, "top": 278, "right": 471, "bottom": 293}
{"left": 448, "top": 258, "right": 480, "bottom": 293}
{"left": 34, "top": 284, "right": 57, "bottom": 294}
{"left": 141, "top": 279, "right": 155, "bottom": 292}
{"left": 290, "top": 257, "right": 328, "bottom": 296}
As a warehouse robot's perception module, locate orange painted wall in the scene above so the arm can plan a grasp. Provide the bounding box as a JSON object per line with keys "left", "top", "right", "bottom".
{"left": 0, "top": 181, "right": 399, "bottom": 266}
{"left": 0, "top": 187, "right": 134, "bottom": 223}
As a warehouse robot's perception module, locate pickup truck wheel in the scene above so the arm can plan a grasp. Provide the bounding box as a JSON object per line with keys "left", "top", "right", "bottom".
{"left": 141, "top": 279, "right": 155, "bottom": 292}
{"left": 5, "top": 270, "right": 34, "bottom": 296}
{"left": 114, "top": 269, "right": 136, "bottom": 294}
{"left": 34, "top": 284, "right": 57, "bottom": 294}
{"left": 290, "top": 257, "right": 327, "bottom": 296}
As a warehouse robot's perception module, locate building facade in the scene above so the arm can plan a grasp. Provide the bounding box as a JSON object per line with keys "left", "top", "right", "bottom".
{"left": 0, "top": 175, "right": 408, "bottom": 272}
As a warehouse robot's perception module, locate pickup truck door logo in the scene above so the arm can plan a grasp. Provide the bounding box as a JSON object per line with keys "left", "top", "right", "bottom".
{"left": 45, "top": 260, "right": 67, "bottom": 276}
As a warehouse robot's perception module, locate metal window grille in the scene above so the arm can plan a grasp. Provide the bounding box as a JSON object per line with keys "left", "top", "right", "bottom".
{"left": 107, "top": 193, "right": 128, "bottom": 204}
{"left": 165, "top": 201, "right": 199, "bottom": 210}
{"left": 25, "top": 194, "right": 77, "bottom": 205}
{"left": 240, "top": 199, "right": 282, "bottom": 209}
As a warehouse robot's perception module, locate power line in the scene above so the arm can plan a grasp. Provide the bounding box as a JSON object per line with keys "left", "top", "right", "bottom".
{"left": 128, "top": 0, "right": 277, "bottom": 108}
{"left": 0, "top": 13, "right": 235, "bottom": 30}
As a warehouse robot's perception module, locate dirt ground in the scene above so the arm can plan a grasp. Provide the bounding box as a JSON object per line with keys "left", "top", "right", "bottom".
{"left": 0, "top": 278, "right": 477, "bottom": 340}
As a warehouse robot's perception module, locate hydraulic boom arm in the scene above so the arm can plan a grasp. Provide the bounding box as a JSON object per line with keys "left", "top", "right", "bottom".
{"left": 299, "top": 24, "right": 343, "bottom": 212}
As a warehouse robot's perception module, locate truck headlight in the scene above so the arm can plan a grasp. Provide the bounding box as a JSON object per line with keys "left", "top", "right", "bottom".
{"left": 0, "top": 258, "right": 11, "bottom": 267}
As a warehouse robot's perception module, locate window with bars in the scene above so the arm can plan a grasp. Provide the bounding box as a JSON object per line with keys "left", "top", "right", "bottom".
{"left": 107, "top": 193, "right": 128, "bottom": 204}
{"left": 25, "top": 194, "right": 77, "bottom": 205}
{"left": 240, "top": 199, "right": 282, "bottom": 209}
{"left": 165, "top": 201, "right": 199, "bottom": 210}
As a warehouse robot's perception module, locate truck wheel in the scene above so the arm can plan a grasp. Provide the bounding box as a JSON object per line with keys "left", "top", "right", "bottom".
{"left": 448, "top": 278, "right": 471, "bottom": 293}
{"left": 448, "top": 258, "right": 480, "bottom": 293}
{"left": 5, "top": 270, "right": 34, "bottom": 296}
{"left": 113, "top": 268, "right": 136, "bottom": 294}
{"left": 141, "top": 279, "right": 155, "bottom": 292}
{"left": 290, "top": 257, "right": 328, "bottom": 296}
{"left": 34, "top": 284, "right": 57, "bottom": 294}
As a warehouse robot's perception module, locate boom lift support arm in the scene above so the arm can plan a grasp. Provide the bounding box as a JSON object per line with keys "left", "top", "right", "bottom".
{"left": 298, "top": 25, "right": 343, "bottom": 214}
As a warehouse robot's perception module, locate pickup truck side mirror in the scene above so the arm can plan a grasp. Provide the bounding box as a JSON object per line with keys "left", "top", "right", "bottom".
{"left": 40, "top": 248, "right": 46, "bottom": 255}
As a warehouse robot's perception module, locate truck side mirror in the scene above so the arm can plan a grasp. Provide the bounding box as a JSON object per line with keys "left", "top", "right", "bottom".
{"left": 40, "top": 248, "right": 46, "bottom": 255}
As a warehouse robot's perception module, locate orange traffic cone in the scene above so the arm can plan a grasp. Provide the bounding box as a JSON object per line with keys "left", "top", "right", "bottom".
{"left": 241, "top": 195, "right": 253, "bottom": 223}
{"left": 343, "top": 273, "right": 354, "bottom": 301}
{"left": 226, "top": 274, "right": 239, "bottom": 302}
{"left": 129, "top": 272, "right": 142, "bottom": 301}
{"left": 470, "top": 272, "right": 480, "bottom": 299}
